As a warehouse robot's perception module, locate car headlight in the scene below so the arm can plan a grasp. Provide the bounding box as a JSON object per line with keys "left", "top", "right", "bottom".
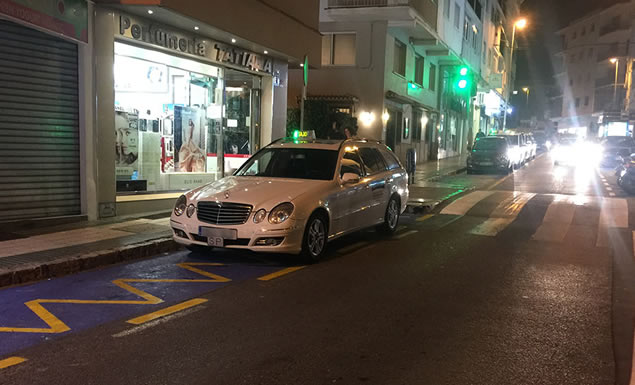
{"left": 174, "top": 195, "right": 187, "bottom": 216}
{"left": 186, "top": 204, "right": 196, "bottom": 218}
{"left": 268, "top": 202, "right": 294, "bottom": 224}
{"left": 253, "top": 209, "right": 267, "bottom": 223}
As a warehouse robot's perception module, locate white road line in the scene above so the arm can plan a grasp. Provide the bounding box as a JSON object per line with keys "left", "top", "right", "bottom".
{"left": 112, "top": 305, "right": 205, "bottom": 338}
{"left": 441, "top": 190, "right": 494, "bottom": 216}
{"left": 469, "top": 218, "right": 514, "bottom": 237}
{"left": 531, "top": 199, "right": 576, "bottom": 242}
{"left": 606, "top": 187, "right": 613, "bottom": 191}
{"left": 490, "top": 192, "right": 536, "bottom": 218}
{"left": 394, "top": 230, "right": 418, "bottom": 239}
{"left": 609, "top": 192, "right": 616, "bottom": 197}
{"left": 599, "top": 197, "right": 628, "bottom": 228}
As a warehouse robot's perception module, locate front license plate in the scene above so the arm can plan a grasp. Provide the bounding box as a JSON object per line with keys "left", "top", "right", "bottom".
{"left": 207, "top": 237, "right": 224, "bottom": 247}
{"left": 479, "top": 161, "right": 493, "bottom": 166}
{"left": 199, "top": 226, "right": 237, "bottom": 239}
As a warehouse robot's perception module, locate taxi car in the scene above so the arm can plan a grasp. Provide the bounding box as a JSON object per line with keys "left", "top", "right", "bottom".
{"left": 170, "top": 135, "right": 409, "bottom": 262}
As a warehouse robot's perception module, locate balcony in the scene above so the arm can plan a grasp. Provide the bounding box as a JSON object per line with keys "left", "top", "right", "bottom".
{"left": 599, "top": 22, "right": 630, "bottom": 37}
{"left": 326, "top": 0, "right": 438, "bottom": 29}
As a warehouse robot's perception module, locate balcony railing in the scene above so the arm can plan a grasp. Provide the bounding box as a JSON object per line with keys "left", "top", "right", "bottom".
{"left": 327, "top": 0, "right": 438, "bottom": 27}
{"left": 599, "top": 23, "right": 630, "bottom": 36}
{"left": 327, "top": 0, "right": 389, "bottom": 7}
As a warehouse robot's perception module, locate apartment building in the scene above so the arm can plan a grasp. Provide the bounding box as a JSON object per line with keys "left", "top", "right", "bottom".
{"left": 553, "top": 0, "right": 635, "bottom": 137}
{"left": 289, "top": 0, "right": 523, "bottom": 164}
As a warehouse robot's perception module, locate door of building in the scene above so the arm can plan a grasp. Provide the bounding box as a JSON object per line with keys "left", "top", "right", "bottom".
{"left": 0, "top": 19, "right": 80, "bottom": 221}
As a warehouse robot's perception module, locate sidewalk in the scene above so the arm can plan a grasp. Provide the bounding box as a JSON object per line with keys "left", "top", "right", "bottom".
{"left": 0, "top": 212, "right": 178, "bottom": 288}
{"left": 407, "top": 154, "right": 470, "bottom": 211}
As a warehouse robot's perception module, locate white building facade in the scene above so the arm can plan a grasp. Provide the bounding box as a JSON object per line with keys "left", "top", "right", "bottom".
{"left": 289, "top": 0, "right": 523, "bottom": 164}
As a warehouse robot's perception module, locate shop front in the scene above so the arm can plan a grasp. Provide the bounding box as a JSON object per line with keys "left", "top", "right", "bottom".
{"left": 0, "top": 1, "right": 88, "bottom": 223}
{"left": 95, "top": 9, "right": 284, "bottom": 217}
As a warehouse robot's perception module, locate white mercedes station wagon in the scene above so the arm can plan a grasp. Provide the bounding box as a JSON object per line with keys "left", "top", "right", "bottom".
{"left": 170, "top": 137, "right": 409, "bottom": 261}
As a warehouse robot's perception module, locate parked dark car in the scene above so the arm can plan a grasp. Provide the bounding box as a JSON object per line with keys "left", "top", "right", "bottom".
{"left": 600, "top": 136, "right": 635, "bottom": 167}
{"left": 467, "top": 137, "right": 513, "bottom": 174}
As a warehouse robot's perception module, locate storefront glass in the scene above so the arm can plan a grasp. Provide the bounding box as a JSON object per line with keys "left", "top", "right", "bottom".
{"left": 113, "top": 42, "right": 260, "bottom": 194}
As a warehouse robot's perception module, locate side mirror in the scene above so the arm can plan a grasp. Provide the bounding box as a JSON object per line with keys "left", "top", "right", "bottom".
{"left": 341, "top": 172, "right": 360, "bottom": 184}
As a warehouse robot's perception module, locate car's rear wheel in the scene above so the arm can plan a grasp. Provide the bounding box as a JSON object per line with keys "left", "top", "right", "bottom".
{"left": 378, "top": 196, "right": 400, "bottom": 234}
{"left": 301, "top": 213, "right": 328, "bottom": 263}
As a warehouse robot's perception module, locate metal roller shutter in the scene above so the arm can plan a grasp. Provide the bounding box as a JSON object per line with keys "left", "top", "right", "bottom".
{"left": 0, "top": 19, "right": 80, "bottom": 221}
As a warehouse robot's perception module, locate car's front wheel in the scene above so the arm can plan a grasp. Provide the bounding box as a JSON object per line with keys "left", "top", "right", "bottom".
{"left": 378, "top": 196, "right": 400, "bottom": 234}
{"left": 301, "top": 213, "right": 328, "bottom": 263}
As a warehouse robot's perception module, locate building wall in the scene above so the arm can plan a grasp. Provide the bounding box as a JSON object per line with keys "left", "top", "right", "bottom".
{"left": 160, "top": 0, "right": 321, "bottom": 68}
{"left": 554, "top": 0, "right": 635, "bottom": 132}
{"left": 384, "top": 30, "right": 440, "bottom": 110}
{"left": 288, "top": 21, "right": 389, "bottom": 140}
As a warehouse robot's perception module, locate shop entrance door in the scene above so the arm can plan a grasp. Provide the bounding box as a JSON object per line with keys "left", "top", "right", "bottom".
{"left": 222, "top": 69, "right": 261, "bottom": 176}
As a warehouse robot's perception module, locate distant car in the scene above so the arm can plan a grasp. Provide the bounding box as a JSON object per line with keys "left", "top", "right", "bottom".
{"left": 552, "top": 137, "right": 578, "bottom": 165}
{"left": 495, "top": 135, "right": 524, "bottom": 168}
{"left": 170, "top": 137, "right": 409, "bottom": 262}
{"left": 467, "top": 136, "right": 513, "bottom": 174}
{"left": 600, "top": 136, "right": 635, "bottom": 167}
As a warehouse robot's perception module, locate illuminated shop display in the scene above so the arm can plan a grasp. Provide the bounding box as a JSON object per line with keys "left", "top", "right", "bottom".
{"left": 114, "top": 42, "right": 260, "bottom": 194}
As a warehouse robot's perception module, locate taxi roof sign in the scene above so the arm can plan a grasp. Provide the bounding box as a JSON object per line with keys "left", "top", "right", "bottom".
{"left": 292, "top": 130, "right": 316, "bottom": 140}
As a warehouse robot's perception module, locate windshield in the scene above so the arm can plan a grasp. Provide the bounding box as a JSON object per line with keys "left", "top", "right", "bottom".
{"left": 235, "top": 148, "right": 339, "bottom": 180}
{"left": 473, "top": 138, "right": 507, "bottom": 151}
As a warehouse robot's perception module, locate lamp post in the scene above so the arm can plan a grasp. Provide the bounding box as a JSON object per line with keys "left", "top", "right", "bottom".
{"left": 522, "top": 87, "right": 530, "bottom": 106}
{"left": 610, "top": 57, "right": 619, "bottom": 107}
{"left": 502, "top": 18, "right": 527, "bottom": 131}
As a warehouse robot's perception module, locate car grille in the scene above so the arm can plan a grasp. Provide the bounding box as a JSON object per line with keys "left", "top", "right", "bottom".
{"left": 196, "top": 201, "right": 253, "bottom": 225}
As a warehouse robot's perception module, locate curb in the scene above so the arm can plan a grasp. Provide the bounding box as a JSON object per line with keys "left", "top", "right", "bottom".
{"left": 0, "top": 237, "right": 182, "bottom": 288}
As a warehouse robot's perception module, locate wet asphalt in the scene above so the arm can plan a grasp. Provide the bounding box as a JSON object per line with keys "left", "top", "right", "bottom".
{"left": 1, "top": 153, "right": 633, "bottom": 385}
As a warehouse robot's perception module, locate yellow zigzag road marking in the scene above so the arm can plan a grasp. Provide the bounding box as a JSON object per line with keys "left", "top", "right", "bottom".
{"left": 0, "top": 263, "right": 230, "bottom": 334}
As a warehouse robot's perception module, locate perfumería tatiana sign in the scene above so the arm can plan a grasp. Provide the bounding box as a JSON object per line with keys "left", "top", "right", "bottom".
{"left": 118, "top": 14, "right": 273, "bottom": 74}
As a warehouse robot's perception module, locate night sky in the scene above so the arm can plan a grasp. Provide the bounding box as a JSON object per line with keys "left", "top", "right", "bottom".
{"left": 513, "top": 0, "right": 621, "bottom": 121}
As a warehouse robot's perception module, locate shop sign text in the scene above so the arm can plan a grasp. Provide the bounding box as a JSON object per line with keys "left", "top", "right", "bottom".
{"left": 214, "top": 44, "right": 272, "bottom": 74}
{"left": 119, "top": 15, "right": 206, "bottom": 57}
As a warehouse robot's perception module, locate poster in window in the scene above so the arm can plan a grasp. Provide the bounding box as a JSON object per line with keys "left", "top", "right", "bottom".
{"left": 174, "top": 106, "right": 206, "bottom": 172}
{"left": 115, "top": 110, "right": 139, "bottom": 179}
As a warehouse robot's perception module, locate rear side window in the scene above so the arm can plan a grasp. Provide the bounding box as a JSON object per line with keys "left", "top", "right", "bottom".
{"left": 340, "top": 150, "right": 364, "bottom": 177}
{"left": 359, "top": 147, "right": 387, "bottom": 175}
{"left": 378, "top": 147, "right": 401, "bottom": 170}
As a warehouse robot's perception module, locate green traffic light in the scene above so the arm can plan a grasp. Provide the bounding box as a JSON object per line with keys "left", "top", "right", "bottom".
{"left": 458, "top": 79, "right": 468, "bottom": 89}
{"left": 459, "top": 67, "right": 468, "bottom": 76}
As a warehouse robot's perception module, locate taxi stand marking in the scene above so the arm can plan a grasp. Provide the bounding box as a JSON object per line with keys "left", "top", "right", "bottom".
{"left": 0, "top": 356, "right": 27, "bottom": 370}
{"left": 0, "top": 263, "right": 231, "bottom": 334}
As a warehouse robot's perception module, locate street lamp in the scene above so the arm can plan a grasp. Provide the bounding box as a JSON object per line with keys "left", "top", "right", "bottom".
{"left": 503, "top": 18, "right": 528, "bottom": 131}
{"left": 522, "top": 87, "right": 530, "bottom": 106}
{"left": 610, "top": 57, "right": 619, "bottom": 106}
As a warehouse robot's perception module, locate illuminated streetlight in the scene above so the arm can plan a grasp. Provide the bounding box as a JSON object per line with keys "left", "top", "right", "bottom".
{"left": 610, "top": 58, "right": 619, "bottom": 105}
{"left": 515, "top": 18, "right": 527, "bottom": 29}
{"left": 503, "top": 18, "right": 528, "bottom": 131}
{"left": 522, "top": 87, "right": 530, "bottom": 106}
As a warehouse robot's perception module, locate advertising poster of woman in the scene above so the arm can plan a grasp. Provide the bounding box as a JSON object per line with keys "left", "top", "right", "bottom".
{"left": 174, "top": 106, "right": 206, "bottom": 172}
{"left": 115, "top": 110, "right": 139, "bottom": 179}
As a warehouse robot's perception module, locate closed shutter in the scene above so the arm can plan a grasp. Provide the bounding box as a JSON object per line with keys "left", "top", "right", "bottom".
{"left": 0, "top": 19, "right": 80, "bottom": 221}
